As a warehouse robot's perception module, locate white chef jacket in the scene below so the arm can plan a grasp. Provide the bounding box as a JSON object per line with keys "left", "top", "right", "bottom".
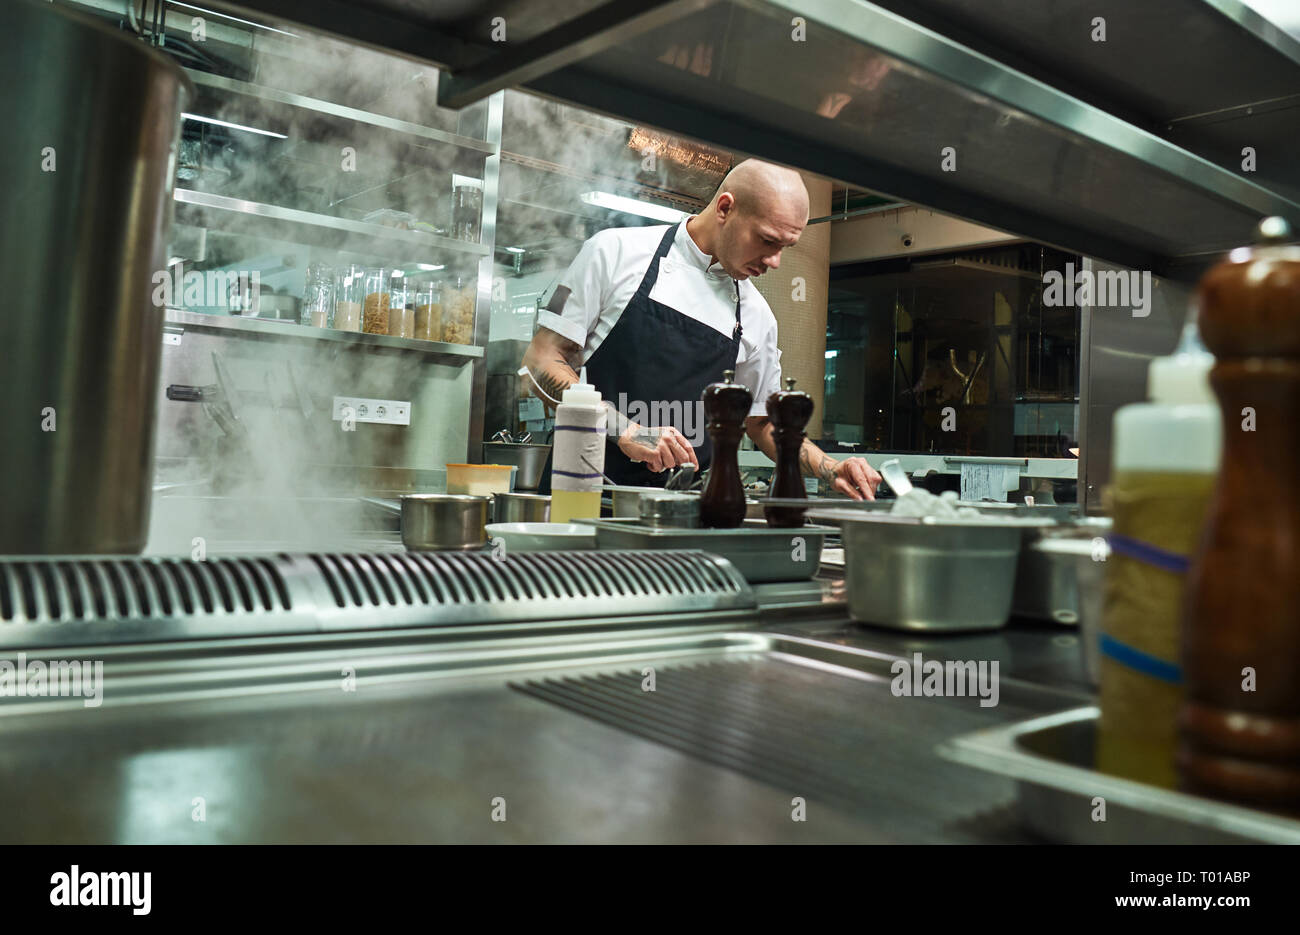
{"left": 536, "top": 220, "right": 784, "bottom": 418}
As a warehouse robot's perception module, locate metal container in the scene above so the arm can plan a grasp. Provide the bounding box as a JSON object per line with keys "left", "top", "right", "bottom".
{"left": 813, "top": 510, "right": 1028, "bottom": 631}
{"left": 578, "top": 518, "right": 829, "bottom": 583}
{"left": 605, "top": 485, "right": 668, "bottom": 518}
{"left": 400, "top": 494, "right": 489, "bottom": 551}
{"left": 0, "top": 0, "right": 191, "bottom": 554}
{"left": 1011, "top": 517, "right": 1112, "bottom": 626}
{"left": 482, "top": 442, "right": 550, "bottom": 490}
{"left": 492, "top": 492, "right": 551, "bottom": 524}
{"left": 638, "top": 492, "right": 699, "bottom": 528}
{"left": 939, "top": 707, "right": 1300, "bottom": 844}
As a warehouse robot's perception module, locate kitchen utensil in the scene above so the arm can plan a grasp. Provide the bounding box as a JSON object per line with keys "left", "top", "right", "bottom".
{"left": 485, "top": 522, "right": 595, "bottom": 552}
{"left": 665, "top": 463, "right": 696, "bottom": 491}
{"left": 700, "top": 370, "right": 750, "bottom": 528}
{"left": 584, "top": 455, "right": 619, "bottom": 488}
{"left": 446, "top": 463, "right": 514, "bottom": 496}
{"left": 492, "top": 492, "right": 551, "bottom": 524}
{"left": 400, "top": 494, "right": 489, "bottom": 551}
{"left": 482, "top": 442, "right": 551, "bottom": 491}
{"left": 878, "top": 458, "right": 913, "bottom": 497}
{"left": 1, "top": 2, "right": 191, "bottom": 554}
{"left": 765, "top": 377, "right": 813, "bottom": 527}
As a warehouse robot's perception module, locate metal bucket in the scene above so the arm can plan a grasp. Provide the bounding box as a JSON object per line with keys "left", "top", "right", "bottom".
{"left": 481, "top": 443, "right": 550, "bottom": 490}
{"left": 0, "top": 0, "right": 192, "bottom": 553}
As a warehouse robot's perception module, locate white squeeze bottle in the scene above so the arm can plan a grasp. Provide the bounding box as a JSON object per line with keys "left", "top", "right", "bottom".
{"left": 550, "top": 368, "right": 606, "bottom": 523}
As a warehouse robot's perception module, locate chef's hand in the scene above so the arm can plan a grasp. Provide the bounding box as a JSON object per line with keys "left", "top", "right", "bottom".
{"left": 829, "top": 457, "right": 881, "bottom": 501}
{"left": 617, "top": 423, "right": 698, "bottom": 473}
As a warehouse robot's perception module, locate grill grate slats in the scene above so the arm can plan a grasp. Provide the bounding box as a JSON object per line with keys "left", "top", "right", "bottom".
{"left": 0, "top": 551, "right": 750, "bottom": 642}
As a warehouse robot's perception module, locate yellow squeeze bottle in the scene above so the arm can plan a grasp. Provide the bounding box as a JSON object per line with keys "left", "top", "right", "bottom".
{"left": 550, "top": 370, "right": 605, "bottom": 524}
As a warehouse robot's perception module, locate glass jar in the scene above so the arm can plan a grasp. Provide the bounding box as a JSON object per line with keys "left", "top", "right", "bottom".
{"left": 361, "top": 267, "right": 390, "bottom": 334}
{"left": 333, "top": 264, "right": 364, "bottom": 332}
{"left": 412, "top": 279, "right": 442, "bottom": 342}
{"left": 451, "top": 174, "right": 484, "bottom": 243}
{"left": 387, "top": 271, "right": 414, "bottom": 339}
{"left": 302, "top": 262, "right": 335, "bottom": 328}
{"left": 442, "top": 275, "right": 476, "bottom": 345}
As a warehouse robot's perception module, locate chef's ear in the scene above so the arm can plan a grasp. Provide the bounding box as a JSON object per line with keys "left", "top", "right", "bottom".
{"left": 716, "top": 192, "right": 737, "bottom": 222}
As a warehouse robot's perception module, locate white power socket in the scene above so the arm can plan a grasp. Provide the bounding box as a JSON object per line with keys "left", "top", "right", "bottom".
{"left": 332, "top": 396, "right": 411, "bottom": 425}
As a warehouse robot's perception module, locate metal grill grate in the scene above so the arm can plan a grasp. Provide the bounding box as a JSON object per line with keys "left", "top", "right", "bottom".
{"left": 0, "top": 557, "right": 291, "bottom": 624}
{"left": 0, "top": 550, "right": 753, "bottom": 648}
{"left": 304, "top": 550, "right": 748, "bottom": 609}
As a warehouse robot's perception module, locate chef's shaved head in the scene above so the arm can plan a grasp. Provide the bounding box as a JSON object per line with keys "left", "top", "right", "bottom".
{"left": 697, "top": 159, "right": 809, "bottom": 281}
{"left": 714, "top": 159, "right": 810, "bottom": 221}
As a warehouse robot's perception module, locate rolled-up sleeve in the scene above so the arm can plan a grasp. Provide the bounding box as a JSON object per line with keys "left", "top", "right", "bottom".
{"left": 536, "top": 233, "right": 610, "bottom": 349}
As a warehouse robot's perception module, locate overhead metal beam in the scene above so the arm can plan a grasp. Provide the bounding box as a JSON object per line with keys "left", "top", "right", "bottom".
{"left": 436, "top": 0, "right": 715, "bottom": 109}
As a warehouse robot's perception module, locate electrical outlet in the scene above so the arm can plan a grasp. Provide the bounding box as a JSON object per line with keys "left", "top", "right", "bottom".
{"left": 332, "top": 396, "right": 411, "bottom": 426}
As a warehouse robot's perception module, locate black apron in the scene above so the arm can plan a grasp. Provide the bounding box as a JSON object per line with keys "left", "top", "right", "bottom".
{"left": 583, "top": 222, "right": 743, "bottom": 488}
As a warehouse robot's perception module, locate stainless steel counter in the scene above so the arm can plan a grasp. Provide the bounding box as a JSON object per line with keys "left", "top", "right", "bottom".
{"left": 0, "top": 598, "right": 1091, "bottom": 843}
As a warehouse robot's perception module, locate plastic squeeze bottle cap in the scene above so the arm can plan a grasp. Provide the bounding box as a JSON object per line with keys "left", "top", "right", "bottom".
{"left": 1148, "top": 320, "right": 1215, "bottom": 405}
{"left": 562, "top": 366, "right": 602, "bottom": 407}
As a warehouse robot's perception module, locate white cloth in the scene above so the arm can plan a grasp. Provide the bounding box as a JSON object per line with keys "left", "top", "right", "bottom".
{"left": 536, "top": 220, "right": 783, "bottom": 418}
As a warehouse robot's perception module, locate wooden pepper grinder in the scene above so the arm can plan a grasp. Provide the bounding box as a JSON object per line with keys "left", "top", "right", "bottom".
{"left": 699, "top": 370, "right": 751, "bottom": 529}
{"left": 765, "top": 377, "right": 814, "bottom": 528}
{"left": 1179, "top": 216, "right": 1300, "bottom": 810}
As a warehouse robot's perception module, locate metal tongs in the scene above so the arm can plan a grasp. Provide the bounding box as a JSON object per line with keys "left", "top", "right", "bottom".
{"left": 492, "top": 429, "right": 533, "bottom": 444}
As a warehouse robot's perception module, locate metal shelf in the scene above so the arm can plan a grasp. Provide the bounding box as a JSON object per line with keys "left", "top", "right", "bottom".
{"left": 183, "top": 70, "right": 499, "bottom": 155}
{"left": 164, "top": 308, "right": 485, "bottom": 361}
{"left": 173, "top": 189, "right": 491, "bottom": 264}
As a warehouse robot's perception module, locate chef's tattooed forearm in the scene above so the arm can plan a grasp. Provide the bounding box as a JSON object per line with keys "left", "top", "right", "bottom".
{"left": 799, "top": 439, "right": 838, "bottom": 484}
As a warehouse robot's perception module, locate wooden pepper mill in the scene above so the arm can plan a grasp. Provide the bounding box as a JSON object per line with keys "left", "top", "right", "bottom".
{"left": 699, "top": 370, "right": 751, "bottom": 529}
{"left": 1179, "top": 216, "right": 1300, "bottom": 809}
{"left": 765, "top": 377, "right": 814, "bottom": 528}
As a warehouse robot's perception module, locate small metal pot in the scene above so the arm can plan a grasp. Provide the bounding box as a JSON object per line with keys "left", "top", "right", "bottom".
{"left": 492, "top": 492, "right": 551, "bottom": 524}
{"left": 400, "top": 494, "right": 489, "bottom": 551}
{"left": 481, "top": 443, "right": 551, "bottom": 491}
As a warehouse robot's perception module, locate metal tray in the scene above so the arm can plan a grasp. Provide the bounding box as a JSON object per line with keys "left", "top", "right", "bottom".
{"left": 578, "top": 518, "right": 830, "bottom": 583}
{"left": 938, "top": 706, "right": 1300, "bottom": 844}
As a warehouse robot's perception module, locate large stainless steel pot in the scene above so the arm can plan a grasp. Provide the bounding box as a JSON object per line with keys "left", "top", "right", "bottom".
{"left": 401, "top": 495, "right": 490, "bottom": 551}
{"left": 0, "top": 0, "right": 192, "bottom": 553}
{"left": 482, "top": 443, "right": 550, "bottom": 490}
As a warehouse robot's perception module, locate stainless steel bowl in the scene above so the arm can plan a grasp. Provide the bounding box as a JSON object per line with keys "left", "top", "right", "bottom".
{"left": 400, "top": 494, "right": 490, "bottom": 551}
{"left": 814, "top": 510, "right": 1027, "bottom": 631}
{"left": 492, "top": 492, "right": 551, "bottom": 524}
{"left": 481, "top": 443, "right": 550, "bottom": 491}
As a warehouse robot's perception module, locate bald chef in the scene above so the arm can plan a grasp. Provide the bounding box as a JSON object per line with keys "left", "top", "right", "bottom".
{"left": 522, "top": 159, "right": 881, "bottom": 499}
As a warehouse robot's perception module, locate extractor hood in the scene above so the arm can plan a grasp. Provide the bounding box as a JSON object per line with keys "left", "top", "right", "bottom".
{"left": 181, "top": 0, "right": 1300, "bottom": 275}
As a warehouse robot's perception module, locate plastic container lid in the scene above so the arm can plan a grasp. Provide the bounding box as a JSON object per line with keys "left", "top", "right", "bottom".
{"left": 561, "top": 366, "right": 603, "bottom": 407}
{"left": 1148, "top": 320, "right": 1215, "bottom": 405}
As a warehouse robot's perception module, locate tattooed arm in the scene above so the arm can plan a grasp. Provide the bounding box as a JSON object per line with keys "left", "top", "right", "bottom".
{"left": 519, "top": 328, "right": 696, "bottom": 471}
{"left": 744, "top": 416, "right": 880, "bottom": 500}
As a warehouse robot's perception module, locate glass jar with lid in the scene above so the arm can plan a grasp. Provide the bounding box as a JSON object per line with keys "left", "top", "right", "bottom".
{"left": 387, "top": 271, "right": 415, "bottom": 339}
{"left": 442, "top": 275, "right": 476, "bottom": 345}
{"left": 413, "top": 279, "right": 442, "bottom": 342}
{"left": 302, "top": 262, "right": 335, "bottom": 328}
{"left": 451, "top": 174, "right": 484, "bottom": 243}
{"left": 361, "top": 267, "right": 390, "bottom": 334}
{"left": 333, "top": 264, "right": 364, "bottom": 332}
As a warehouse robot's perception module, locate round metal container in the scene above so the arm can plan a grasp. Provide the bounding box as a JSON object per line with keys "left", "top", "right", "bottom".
{"left": 400, "top": 494, "right": 489, "bottom": 551}
{"left": 1, "top": 0, "right": 192, "bottom": 553}
{"left": 492, "top": 492, "right": 551, "bottom": 524}
{"left": 481, "top": 443, "right": 550, "bottom": 491}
